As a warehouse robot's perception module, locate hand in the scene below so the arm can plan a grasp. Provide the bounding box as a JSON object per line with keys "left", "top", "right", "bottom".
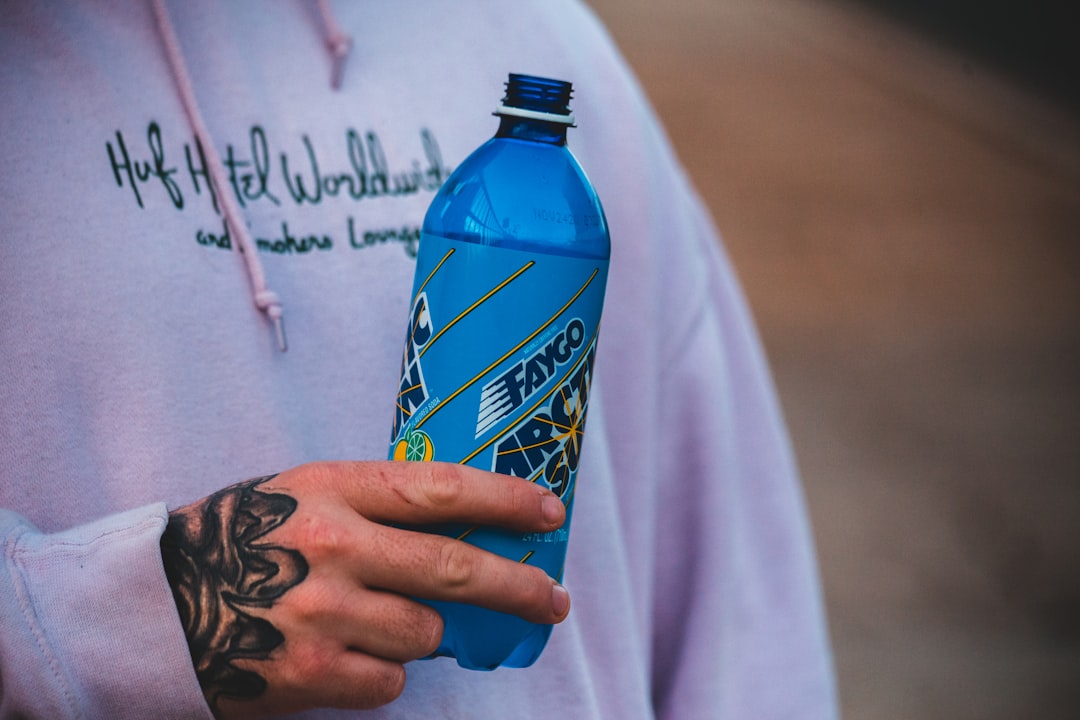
{"left": 160, "top": 461, "right": 570, "bottom": 719}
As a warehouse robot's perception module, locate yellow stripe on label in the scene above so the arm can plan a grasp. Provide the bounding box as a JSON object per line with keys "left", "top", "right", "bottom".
{"left": 416, "top": 268, "right": 599, "bottom": 431}
{"left": 412, "top": 248, "right": 455, "bottom": 303}
{"left": 420, "top": 261, "right": 535, "bottom": 358}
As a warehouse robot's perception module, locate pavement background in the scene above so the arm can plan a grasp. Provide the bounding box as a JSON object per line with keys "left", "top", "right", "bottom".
{"left": 585, "top": 1, "right": 1080, "bottom": 717}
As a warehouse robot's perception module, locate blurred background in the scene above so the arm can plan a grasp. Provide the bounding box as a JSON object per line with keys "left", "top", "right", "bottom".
{"left": 586, "top": 1, "right": 1080, "bottom": 718}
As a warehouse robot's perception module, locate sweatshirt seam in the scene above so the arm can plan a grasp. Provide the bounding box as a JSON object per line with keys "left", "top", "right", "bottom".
{"left": 4, "top": 525, "right": 84, "bottom": 719}
{"left": 10, "top": 514, "right": 164, "bottom": 557}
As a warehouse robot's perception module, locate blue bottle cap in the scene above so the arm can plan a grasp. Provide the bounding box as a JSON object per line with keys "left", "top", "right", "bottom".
{"left": 495, "top": 73, "right": 576, "bottom": 126}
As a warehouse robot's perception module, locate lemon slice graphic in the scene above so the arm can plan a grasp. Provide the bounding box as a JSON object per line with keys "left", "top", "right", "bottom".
{"left": 395, "top": 429, "right": 434, "bottom": 462}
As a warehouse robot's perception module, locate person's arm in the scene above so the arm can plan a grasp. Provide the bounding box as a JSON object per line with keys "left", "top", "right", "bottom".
{"left": 555, "top": 9, "right": 839, "bottom": 707}
{"left": 1, "top": 503, "right": 212, "bottom": 719}
{"left": 2, "top": 461, "right": 569, "bottom": 720}
{"left": 648, "top": 196, "right": 838, "bottom": 719}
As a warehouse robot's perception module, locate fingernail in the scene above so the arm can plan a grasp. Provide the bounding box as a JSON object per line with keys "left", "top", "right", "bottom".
{"left": 542, "top": 495, "right": 564, "bottom": 525}
{"left": 551, "top": 581, "right": 571, "bottom": 618}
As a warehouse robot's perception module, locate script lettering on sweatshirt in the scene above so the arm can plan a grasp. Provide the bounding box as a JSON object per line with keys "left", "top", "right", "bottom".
{"left": 106, "top": 122, "right": 451, "bottom": 212}
{"left": 192, "top": 216, "right": 421, "bottom": 257}
{"left": 104, "top": 122, "right": 449, "bottom": 259}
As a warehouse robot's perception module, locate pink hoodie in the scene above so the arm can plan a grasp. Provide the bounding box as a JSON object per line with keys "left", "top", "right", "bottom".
{"left": 0, "top": 1, "right": 836, "bottom": 718}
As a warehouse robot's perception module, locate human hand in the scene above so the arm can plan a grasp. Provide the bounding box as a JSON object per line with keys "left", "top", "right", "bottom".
{"left": 159, "top": 461, "right": 570, "bottom": 719}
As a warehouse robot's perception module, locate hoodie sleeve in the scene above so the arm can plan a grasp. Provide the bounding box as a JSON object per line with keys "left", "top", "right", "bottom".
{"left": 647, "top": 194, "right": 838, "bottom": 719}
{"left": 539, "top": 6, "right": 839, "bottom": 714}
{"left": 0, "top": 504, "right": 214, "bottom": 720}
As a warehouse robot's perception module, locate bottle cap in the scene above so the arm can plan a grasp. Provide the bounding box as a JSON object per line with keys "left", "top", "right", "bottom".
{"left": 495, "top": 73, "right": 576, "bottom": 126}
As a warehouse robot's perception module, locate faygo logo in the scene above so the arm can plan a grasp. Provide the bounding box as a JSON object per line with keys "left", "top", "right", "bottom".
{"left": 491, "top": 339, "right": 596, "bottom": 499}
{"left": 391, "top": 293, "right": 432, "bottom": 451}
{"left": 475, "top": 318, "right": 587, "bottom": 438}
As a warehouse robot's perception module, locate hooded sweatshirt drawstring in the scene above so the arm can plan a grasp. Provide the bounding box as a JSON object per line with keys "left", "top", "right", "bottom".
{"left": 150, "top": 0, "right": 353, "bottom": 352}
{"left": 316, "top": 0, "right": 353, "bottom": 90}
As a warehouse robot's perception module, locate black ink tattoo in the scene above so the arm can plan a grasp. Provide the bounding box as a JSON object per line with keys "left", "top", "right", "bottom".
{"left": 161, "top": 475, "right": 308, "bottom": 709}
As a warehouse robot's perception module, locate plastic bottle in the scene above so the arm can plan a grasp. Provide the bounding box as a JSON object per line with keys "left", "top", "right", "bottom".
{"left": 388, "top": 73, "right": 610, "bottom": 669}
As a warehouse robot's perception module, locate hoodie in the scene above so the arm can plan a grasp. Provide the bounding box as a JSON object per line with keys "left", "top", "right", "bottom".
{"left": 0, "top": 1, "right": 836, "bottom": 718}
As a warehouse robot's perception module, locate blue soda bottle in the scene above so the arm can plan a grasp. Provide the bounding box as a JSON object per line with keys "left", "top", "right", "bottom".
{"left": 388, "top": 74, "right": 610, "bottom": 669}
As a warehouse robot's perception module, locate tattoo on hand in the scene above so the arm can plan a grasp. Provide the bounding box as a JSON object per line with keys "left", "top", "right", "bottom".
{"left": 161, "top": 475, "right": 309, "bottom": 710}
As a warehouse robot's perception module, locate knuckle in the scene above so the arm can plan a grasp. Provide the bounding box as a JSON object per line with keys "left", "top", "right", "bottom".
{"left": 417, "top": 463, "right": 466, "bottom": 509}
{"left": 434, "top": 540, "right": 475, "bottom": 589}
{"left": 296, "top": 460, "right": 352, "bottom": 494}
{"left": 311, "top": 460, "right": 349, "bottom": 491}
{"left": 415, "top": 605, "right": 444, "bottom": 657}
{"left": 280, "top": 639, "right": 333, "bottom": 691}
{"left": 510, "top": 565, "right": 555, "bottom": 617}
{"left": 507, "top": 483, "right": 535, "bottom": 518}
{"left": 367, "top": 664, "right": 407, "bottom": 707}
{"left": 522, "top": 564, "right": 551, "bottom": 599}
{"left": 295, "top": 514, "right": 347, "bottom": 562}
{"left": 294, "top": 459, "right": 329, "bottom": 483}
{"left": 288, "top": 580, "right": 343, "bottom": 626}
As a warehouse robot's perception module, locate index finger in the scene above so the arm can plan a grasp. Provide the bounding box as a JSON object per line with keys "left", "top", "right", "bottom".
{"left": 318, "top": 461, "right": 566, "bottom": 532}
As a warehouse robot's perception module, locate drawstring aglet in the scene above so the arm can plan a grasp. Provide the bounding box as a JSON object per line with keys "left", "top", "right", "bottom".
{"left": 255, "top": 290, "right": 288, "bottom": 352}
{"left": 272, "top": 314, "right": 288, "bottom": 353}
{"left": 328, "top": 35, "right": 352, "bottom": 91}
{"left": 316, "top": 0, "right": 352, "bottom": 91}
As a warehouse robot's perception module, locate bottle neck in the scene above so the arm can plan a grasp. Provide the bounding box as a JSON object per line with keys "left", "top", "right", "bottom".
{"left": 495, "top": 116, "right": 569, "bottom": 146}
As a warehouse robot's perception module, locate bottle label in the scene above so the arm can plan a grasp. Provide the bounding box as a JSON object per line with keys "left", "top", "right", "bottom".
{"left": 389, "top": 232, "right": 608, "bottom": 567}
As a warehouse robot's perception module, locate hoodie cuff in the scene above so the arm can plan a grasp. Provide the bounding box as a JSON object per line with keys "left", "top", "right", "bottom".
{"left": 2, "top": 504, "right": 213, "bottom": 719}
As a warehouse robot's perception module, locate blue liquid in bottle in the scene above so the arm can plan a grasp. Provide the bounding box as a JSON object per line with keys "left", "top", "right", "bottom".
{"left": 389, "top": 74, "right": 610, "bottom": 669}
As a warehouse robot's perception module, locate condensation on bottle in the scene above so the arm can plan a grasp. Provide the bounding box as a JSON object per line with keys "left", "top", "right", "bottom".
{"left": 389, "top": 73, "right": 610, "bottom": 670}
